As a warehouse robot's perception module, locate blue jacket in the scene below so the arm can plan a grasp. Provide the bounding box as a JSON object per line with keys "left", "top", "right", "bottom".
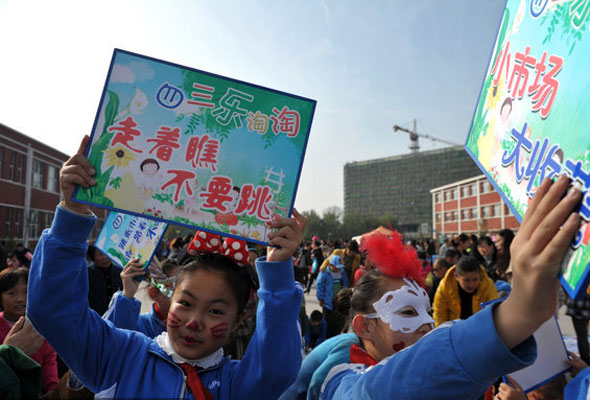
{"left": 565, "top": 367, "right": 590, "bottom": 399}
{"left": 27, "top": 205, "right": 303, "bottom": 399}
{"left": 304, "top": 319, "right": 327, "bottom": 349}
{"left": 316, "top": 265, "right": 349, "bottom": 311}
{"left": 103, "top": 292, "right": 166, "bottom": 338}
{"left": 321, "top": 303, "right": 537, "bottom": 400}
{"left": 281, "top": 333, "right": 358, "bottom": 400}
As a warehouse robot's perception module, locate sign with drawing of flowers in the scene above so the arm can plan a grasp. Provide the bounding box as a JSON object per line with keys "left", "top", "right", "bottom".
{"left": 464, "top": 0, "right": 590, "bottom": 298}
{"left": 74, "top": 49, "right": 316, "bottom": 245}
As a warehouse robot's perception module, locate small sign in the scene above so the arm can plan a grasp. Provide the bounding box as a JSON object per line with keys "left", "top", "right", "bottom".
{"left": 94, "top": 211, "right": 167, "bottom": 270}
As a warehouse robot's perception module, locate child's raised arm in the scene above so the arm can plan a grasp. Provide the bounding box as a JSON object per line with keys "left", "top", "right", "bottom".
{"left": 494, "top": 175, "right": 581, "bottom": 349}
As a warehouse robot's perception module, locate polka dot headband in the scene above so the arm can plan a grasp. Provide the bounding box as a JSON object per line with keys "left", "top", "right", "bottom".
{"left": 187, "top": 231, "right": 250, "bottom": 267}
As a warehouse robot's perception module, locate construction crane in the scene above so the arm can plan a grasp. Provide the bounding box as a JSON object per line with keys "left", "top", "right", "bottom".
{"left": 393, "top": 119, "right": 461, "bottom": 153}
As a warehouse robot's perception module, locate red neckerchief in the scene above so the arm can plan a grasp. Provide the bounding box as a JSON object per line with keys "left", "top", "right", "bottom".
{"left": 178, "top": 363, "right": 214, "bottom": 400}
{"left": 349, "top": 344, "right": 378, "bottom": 367}
{"left": 153, "top": 302, "right": 167, "bottom": 322}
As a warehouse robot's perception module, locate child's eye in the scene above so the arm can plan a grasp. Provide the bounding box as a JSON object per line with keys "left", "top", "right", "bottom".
{"left": 397, "top": 308, "right": 418, "bottom": 317}
{"left": 178, "top": 300, "right": 191, "bottom": 307}
{"left": 209, "top": 309, "right": 224, "bottom": 316}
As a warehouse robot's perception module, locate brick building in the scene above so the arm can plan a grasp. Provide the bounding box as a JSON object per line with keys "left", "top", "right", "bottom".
{"left": 430, "top": 175, "right": 520, "bottom": 239}
{"left": 0, "top": 123, "right": 106, "bottom": 251}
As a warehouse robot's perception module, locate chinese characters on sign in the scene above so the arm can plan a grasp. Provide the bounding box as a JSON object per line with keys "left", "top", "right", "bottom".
{"left": 75, "top": 49, "right": 316, "bottom": 245}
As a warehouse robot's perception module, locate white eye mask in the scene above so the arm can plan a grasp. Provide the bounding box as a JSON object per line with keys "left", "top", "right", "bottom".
{"left": 364, "top": 278, "right": 434, "bottom": 333}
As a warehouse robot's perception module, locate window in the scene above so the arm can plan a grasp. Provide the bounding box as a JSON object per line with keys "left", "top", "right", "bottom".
{"left": 29, "top": 210, "right": 40, "bottom": 239}
{"left": 480, "top": 182, "right": 487, "bottom": 194}
{"left": 15, "top": 209, "right": 22, "bottom": 237}
{"left": 436, "top": 213, "right": 441, "bottom": 222}
{"left": 0, "top": 146, "right": 3, "bottom": 178}
{"left": 471, "top": 207, "right": 478, "bottom": 219}
{"left": 47, "top": 165, "right": 59, "bottom": 192}
{"left": 453, "top": 211, "right": 458, "bottom": 221}
{"left": 482, "top": 206, "right": 491, "bottom": 218}
{"left": 461, "top": 209, "right": 469, "bottom": 220}
{"left": 444, "top": 191, "right": 449, "bottom": 201}
{"left": 9, "top": 151, "right": 25, "bottom": 183}
{"left": 445, "top": 212, "right": 451, "bottom": 222}
{"left": 470, "top": 183, "right": 477, "bottom": 195}
{"left": 493, "top": 204, "right": 501, "bottom": 217}
{"left": 43, "top": 212, "right": 53, "bottom": 229}
{"left": 453, "top": 189, "right": 458, "bottom": 199}
{"left": 461, "top": 186, "right": 468, "bottom": 198}
{"left": 33, "top": 160, "right": 45, "bottom": 189}
{"left": 435, "top": 193, "right": 440, "bottom": 203}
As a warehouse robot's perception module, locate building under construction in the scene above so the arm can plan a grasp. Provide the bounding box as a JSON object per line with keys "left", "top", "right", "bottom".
{"left": 343, "top": 146, "right": 481, "bottom": 236}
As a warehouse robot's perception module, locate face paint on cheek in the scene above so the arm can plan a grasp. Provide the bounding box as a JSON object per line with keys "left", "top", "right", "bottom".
{"left": 168, "top": 311, "right": 182, "bottom": 328}
{"left": 209, "top": 322, "right": 229, "bottom": 338}
{"left": 186, "top": 320, "right": 201, "bottom": 331}
{"left": 393, "top": 341, "right": 406, "bottom": 352}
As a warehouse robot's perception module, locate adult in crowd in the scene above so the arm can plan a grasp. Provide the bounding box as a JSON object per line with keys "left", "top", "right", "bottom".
{"left": 493, "top": 229, "right": 515, "bottom": 282}
{"left": 320, "top": 240, "right": 361, "bottom": 286}
{"left": 305, "top": 240, "right": 325, "bottom": 293}
{"left": 87, "top": 245, "right": 123, "bottom": 316}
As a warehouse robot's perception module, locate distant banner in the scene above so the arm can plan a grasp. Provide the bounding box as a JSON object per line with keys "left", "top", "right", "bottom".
{"left": 95, "top": 211, "right": 167, "bottom": 270}
{"left": 465, "top": 0, "right": 590, "bottom": 298}
{"left": 74, "top": 49, "right": 316, "bottom": 245}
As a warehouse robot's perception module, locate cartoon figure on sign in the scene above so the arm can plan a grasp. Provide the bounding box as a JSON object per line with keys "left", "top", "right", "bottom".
{"left": 215, "top": 186, "right": 240, "bottom": 228}
{"left": 138, "top": 159, "right": 162, "bottom": 200}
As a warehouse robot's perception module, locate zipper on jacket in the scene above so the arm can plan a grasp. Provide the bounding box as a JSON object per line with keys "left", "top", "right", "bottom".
{"left": 179, "top": 374, "right": 187, "bottom": 399}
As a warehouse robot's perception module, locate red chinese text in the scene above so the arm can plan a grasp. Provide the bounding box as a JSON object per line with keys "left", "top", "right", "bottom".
{"left": 199, "top": 176, "right": 234, "bottom": 212}
{"left": 270, "top": 106, "right": 300, "bottom": 137}
{"left": 147, "top": 126, "right": 181, "bottom": 162}
{"left": 185, "top": 134, "right": 220, "bottom": 172}
{"left": 187, "top": 82, "right": 215, "bottom": 109}
{"left": 108, "top": 116, "right": 143, "bottom": 153}
{"left": 235, "top": 184, "right": 274, "bottom": 221}
{"left": 161, "top": 169, "right": 196, "bottom": 202}
{"left": 490, "top": 41, "right": 564, "bottom": 119}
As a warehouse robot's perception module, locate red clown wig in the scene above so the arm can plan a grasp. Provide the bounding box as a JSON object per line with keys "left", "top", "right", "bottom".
{"left": 360, "top": 231, "right": 424, "bottom": 287}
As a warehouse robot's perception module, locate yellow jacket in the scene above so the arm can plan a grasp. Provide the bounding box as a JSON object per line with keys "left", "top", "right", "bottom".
{"left": 433, "top": 265, "right": 499, "bottom": 327}
{"left": 320, "top": 248, "right": 361, "bottom": 279}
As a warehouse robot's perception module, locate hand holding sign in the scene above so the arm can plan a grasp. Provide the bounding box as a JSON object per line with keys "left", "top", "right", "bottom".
{"left": 495, "top": 176, "right": 581, "bottom": 350}
{"left": 60, "top": 135, "right": 94, "bottom": 214}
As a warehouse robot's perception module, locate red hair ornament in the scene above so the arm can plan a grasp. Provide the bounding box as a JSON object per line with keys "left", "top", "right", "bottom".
{"left": 360, "top": 231, "right": 424, "bottom": 287}
{"left": 187, "top": 231, "right": 250, "bottom": 266}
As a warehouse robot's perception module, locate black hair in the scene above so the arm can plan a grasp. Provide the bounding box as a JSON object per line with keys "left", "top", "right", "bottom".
{"left": 140, "top": 158, "right": 160, "bottom": 172}
{"left": 477, "top": 236, "right": 494, "bottom": 247}
{"left": 313, "top": 240, "right": 321, "bottom": 247}
{"left": 160, "top": 259, "right": 180, "bottom": 277}
{"left": 457, "top": 234, "right": 469, "bottom": 244}
{"left": 334, "top": 288, "right": 353, "bottom": 315}
{"left": 310, "top": 310, "right": 323, "bottom": 322}
{"left": 434, "top": 258, "right": 451, "bottom": 271}
{"left": 350, "top": 270, "right": 390, "bottom": 315}
{"left": 0, "top": 267, "right": 29, "bottom": 310}
{"left": 444, "top": 248, "right": 460, "bottom": 261}
{"left": 495, "top": 229, "right": 515, "bottom": 279}
{"left": 87, "top": 244, "right": 97, "bottom": 262}
{"left": 455, "top": 256, "right": 480, "bottom": 275}
{"left": 176, "top": 253, "right": 256, "bottom": 315}
{"left": 348, "top": 240, "right": 359, "bottom": 254}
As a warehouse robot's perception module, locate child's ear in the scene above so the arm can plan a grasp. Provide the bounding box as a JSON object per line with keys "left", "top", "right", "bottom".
{"left": 147, "top": 286, "right": 158, "bottom": 300}
{"left": 352, "top": 314, "right": 375, "bottom": 340}
{"left": 231, "top": 309, "right": 249, "bottom": 332}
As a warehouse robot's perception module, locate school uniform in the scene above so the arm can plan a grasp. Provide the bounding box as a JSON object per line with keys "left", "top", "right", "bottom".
{"left": 320, "top": 303, "right": 537, "bottom": 400}
{"left": 27, "top": 205, "right": 303, "bottom": 399}
{"left": 103, "top": 291, "right": 167, "bottom": 338}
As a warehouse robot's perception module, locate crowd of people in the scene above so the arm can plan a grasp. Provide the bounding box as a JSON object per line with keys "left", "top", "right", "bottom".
{"left": 1, "top": 137, "right": 590, "bottom": 399}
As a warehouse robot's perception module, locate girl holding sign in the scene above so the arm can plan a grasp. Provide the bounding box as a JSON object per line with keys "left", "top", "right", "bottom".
{"left": 27, "top": 136, "right": 306, "bottom": 399}
{"left": 319, "top": 175, "right": 582, "bottom": 399}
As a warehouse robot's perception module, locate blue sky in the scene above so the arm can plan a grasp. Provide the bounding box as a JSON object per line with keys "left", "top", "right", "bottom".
{"left": 0, "top": 0, "right": 506, "bottom": 214}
